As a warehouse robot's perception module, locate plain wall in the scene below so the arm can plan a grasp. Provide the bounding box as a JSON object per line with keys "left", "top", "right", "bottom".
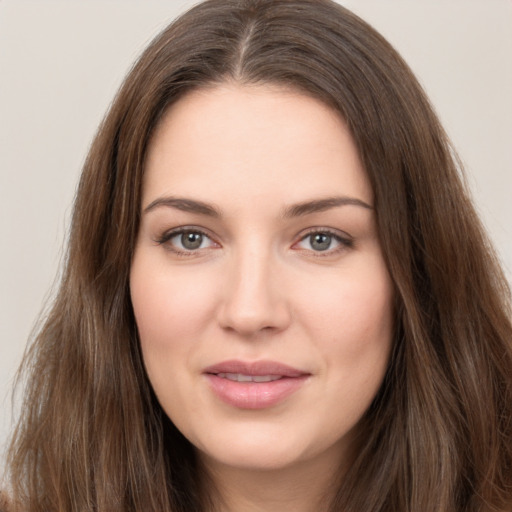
{"left": 1, "top": 0, "right": 511, "bottom": 465}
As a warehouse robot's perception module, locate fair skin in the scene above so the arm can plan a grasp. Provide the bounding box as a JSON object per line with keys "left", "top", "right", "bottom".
{"left": 130, "top": 83, "right": 394, "bottom": 511}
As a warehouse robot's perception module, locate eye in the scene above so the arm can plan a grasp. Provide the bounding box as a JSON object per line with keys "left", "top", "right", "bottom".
{"left": 173, "top": 231, "right": 208, "bottom": 250}
{"left": 156, "top": 228, "right": 218, "bottom": 254}
{"left": 294, "top": 230, "right": 353, "bottom": 253}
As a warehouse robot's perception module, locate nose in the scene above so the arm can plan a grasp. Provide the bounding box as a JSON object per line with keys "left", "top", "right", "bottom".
{"left": 216, "top": 246, "right": 292, "bottom": 337}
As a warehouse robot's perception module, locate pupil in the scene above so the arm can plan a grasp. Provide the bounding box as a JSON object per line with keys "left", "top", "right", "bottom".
{"left": 182, "top": 232, "right": 203, "bottom": 250}
{"left": 311, "top": 233, "right": 331, "bottom": 251}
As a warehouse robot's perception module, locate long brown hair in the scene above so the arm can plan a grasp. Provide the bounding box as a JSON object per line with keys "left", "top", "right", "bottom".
{"left": 4, "top": 1, "right": 512, "bottom": 510}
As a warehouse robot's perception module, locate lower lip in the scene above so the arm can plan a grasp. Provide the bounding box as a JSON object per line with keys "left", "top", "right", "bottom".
{"left": 205, "top": 374, "right": 308, "bottom": 409}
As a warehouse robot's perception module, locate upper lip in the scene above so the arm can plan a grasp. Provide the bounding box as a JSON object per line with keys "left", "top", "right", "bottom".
{"left": 203, "top": 360, "right": 309, "bottom": 377}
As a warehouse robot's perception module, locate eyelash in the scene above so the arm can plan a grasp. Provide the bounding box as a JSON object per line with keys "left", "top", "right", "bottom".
{"left": 294, "top": 228, "right": 354, "bottom": 256}
{"left": 154, "top": 227, "right": 218, "bottom": 256}
{"left": 154, "top": 227, "right": 354, "bottom": 257}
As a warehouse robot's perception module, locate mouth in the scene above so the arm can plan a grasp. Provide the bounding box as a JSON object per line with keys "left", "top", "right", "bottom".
{"left": 215, "top": 373, "right": 283, "bottom": 382}
{"left": 203, "top": 360, "right": 310, "bottom": 410}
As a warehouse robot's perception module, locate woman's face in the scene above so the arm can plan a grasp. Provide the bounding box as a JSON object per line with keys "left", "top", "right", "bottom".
{"left": 130, "top": 84, "right": 394, "bottom": 474}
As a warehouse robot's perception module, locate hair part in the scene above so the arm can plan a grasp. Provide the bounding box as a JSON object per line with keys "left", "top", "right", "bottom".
{"left": 4, "top": 1, "right": 512, "bottom": 511}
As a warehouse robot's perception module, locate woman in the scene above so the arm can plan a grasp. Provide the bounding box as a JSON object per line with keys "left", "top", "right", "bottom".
{"left": 3, "top": 0, "right": 511, "bottom": 511}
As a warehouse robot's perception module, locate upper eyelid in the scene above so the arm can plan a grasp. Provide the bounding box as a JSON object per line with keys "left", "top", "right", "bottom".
{"left": 292, "top": 228, "right": 354, "bottom": 255}
{"left": 295, "top": 226, "right": 353, "bottom": 241}
{"left": 155, "top": 226, "right": 217, "bottom": 245}
{"left": 153, "top": 225, "right": 353, "bottom": 248}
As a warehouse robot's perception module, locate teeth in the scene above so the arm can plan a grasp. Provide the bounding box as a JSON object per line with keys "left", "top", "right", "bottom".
{"left": 234, "top": 373, "right": 252, "bottom": 382}
{"left": 216, "top": 373, "right": 282, "bottom": 382}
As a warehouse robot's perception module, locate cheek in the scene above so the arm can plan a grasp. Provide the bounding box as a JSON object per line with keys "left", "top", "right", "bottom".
{"left": 129, "top": 257, "right": 226, "bottom": 415}
{"left": 297, "top": 257, "right": 394, "bottom": 385}
{"left": 130, "top": 258, "right": 218, "bottom": 349}
{"left": 301, "top": 264, "right": 393, "bottom": 343}
{"left": 316, "top": 269, "right": 394, "bottom": 428}
{"left": 129, "top": 254, "right": 221, "bottom": 415}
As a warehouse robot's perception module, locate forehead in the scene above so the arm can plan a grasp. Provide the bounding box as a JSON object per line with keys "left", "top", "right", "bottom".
{"left": 143, "top": 83, "right": 372, "bottom": 210}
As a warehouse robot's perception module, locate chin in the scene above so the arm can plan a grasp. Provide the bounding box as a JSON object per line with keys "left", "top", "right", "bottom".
{"left": 190, "top": 420, "right": 348, "bottom": 474}
{"left": 201, "top": 443, "right": 308, "bottom": 472}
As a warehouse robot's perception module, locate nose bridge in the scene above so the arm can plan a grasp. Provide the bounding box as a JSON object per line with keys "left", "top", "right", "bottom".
{"left": 218, "top": 240, "right": 290, "bottom": 335}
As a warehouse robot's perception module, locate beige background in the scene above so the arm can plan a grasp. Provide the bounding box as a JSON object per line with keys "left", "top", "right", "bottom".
{"left": 1, "top": 0, "right": 511, "bottom": 464}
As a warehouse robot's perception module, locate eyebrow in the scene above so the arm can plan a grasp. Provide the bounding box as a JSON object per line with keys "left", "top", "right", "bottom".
{"left": 143, "top": 195, "right": 373, "bottom": 218}
{"left": 282, "top": 196, "right": 373, "bottom": 218}
{"left": 143, "top": 197, "right": 221, "bottom": 217}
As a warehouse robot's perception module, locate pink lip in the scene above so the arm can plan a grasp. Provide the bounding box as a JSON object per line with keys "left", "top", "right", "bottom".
{"left": 203, "top": 360, "right": 310, "bottom": 410}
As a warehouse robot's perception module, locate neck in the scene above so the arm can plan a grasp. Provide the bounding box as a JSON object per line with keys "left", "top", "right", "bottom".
{"left": 199, "top": 451, "right": 345, "bottom": 512}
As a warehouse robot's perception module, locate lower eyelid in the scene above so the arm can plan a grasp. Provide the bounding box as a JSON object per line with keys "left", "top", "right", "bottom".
{"left": 154, "top": 235, "right": 215, "bottom": 259}
{"left": 153, "top": 227, "right": 352, "bottom": 255}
